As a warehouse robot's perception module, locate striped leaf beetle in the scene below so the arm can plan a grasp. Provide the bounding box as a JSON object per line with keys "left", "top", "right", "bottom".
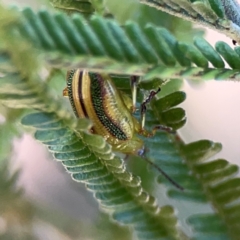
{"left": 63, "top": 70, "right": 183, "bottom": 190}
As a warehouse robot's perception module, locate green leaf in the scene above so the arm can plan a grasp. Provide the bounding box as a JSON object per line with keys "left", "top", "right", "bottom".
{"left": 143, "top": 24, "right": 176, "bottom": 66}
{"left": 178, "top": 42, "right": 208, "bottom": 68}
{"left": 215, "top": 41, "right": 240, "bottom": 69}
{"left": 194, "top": 37, "right": 225, "bottom": 68}
{"left": 207, "top": 0, "right": 225, "bottom": 18}
{"left": 21, "top": 111, "right": 182, "bottom": 240}
{"left": 192, "top": 1, "right": 219, "bottom": 22}
{"left": 124, "top": 21, "right": 159, "bottom": 64}
{"left": 154, "top": 91, "right": 186, "bottom": 112}
{"left": 1, "top": 7, "right": 239, "bottom": 82}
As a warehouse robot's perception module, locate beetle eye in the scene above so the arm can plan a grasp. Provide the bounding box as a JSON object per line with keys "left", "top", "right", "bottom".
{"left": 137, "top": 147, "right": 145, "bottom": 156}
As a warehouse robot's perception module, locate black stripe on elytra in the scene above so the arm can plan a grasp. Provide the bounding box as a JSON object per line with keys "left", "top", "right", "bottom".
{"left": 78, "top": 71, "right": 88, "bottom": 118}
{"left": 89, "top": 72, "right": 128, "bottom": 141}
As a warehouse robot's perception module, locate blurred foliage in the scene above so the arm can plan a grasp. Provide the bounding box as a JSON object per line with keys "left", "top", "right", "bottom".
{"left": 105, "top": 0, "right": 204, "bottom": 42}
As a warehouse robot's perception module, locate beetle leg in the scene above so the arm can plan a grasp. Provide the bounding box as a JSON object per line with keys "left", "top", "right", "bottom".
{"left": 140, "top": 88, "right": 161, "bottom": 130}
{"left": 152, "top": 125, "right": 176, "bottom": 135}
{"left": 140, "top": 124, "right": 175, "bottom": 137}
{"left": 139, "top": 88, "right": 176, "bottom": 137}
{"left": 130, "top": 75, "right": 139, "bottom": 113}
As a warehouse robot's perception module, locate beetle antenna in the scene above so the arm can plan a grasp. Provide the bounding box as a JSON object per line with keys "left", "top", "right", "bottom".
{"left": 142, "top": 156, "right": 184, "bottom": 191}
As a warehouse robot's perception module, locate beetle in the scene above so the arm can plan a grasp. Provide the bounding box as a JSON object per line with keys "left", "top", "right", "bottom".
{"left": 63, "top": 70, "right": 183, "bottom": 190}
{"left": 63, "top": 69, "right": 173, "bottom": 154}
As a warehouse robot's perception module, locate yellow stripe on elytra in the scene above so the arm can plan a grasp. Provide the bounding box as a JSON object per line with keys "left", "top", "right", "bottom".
{"left": 72, "top": 69, "right": 85, "bottom": 118}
